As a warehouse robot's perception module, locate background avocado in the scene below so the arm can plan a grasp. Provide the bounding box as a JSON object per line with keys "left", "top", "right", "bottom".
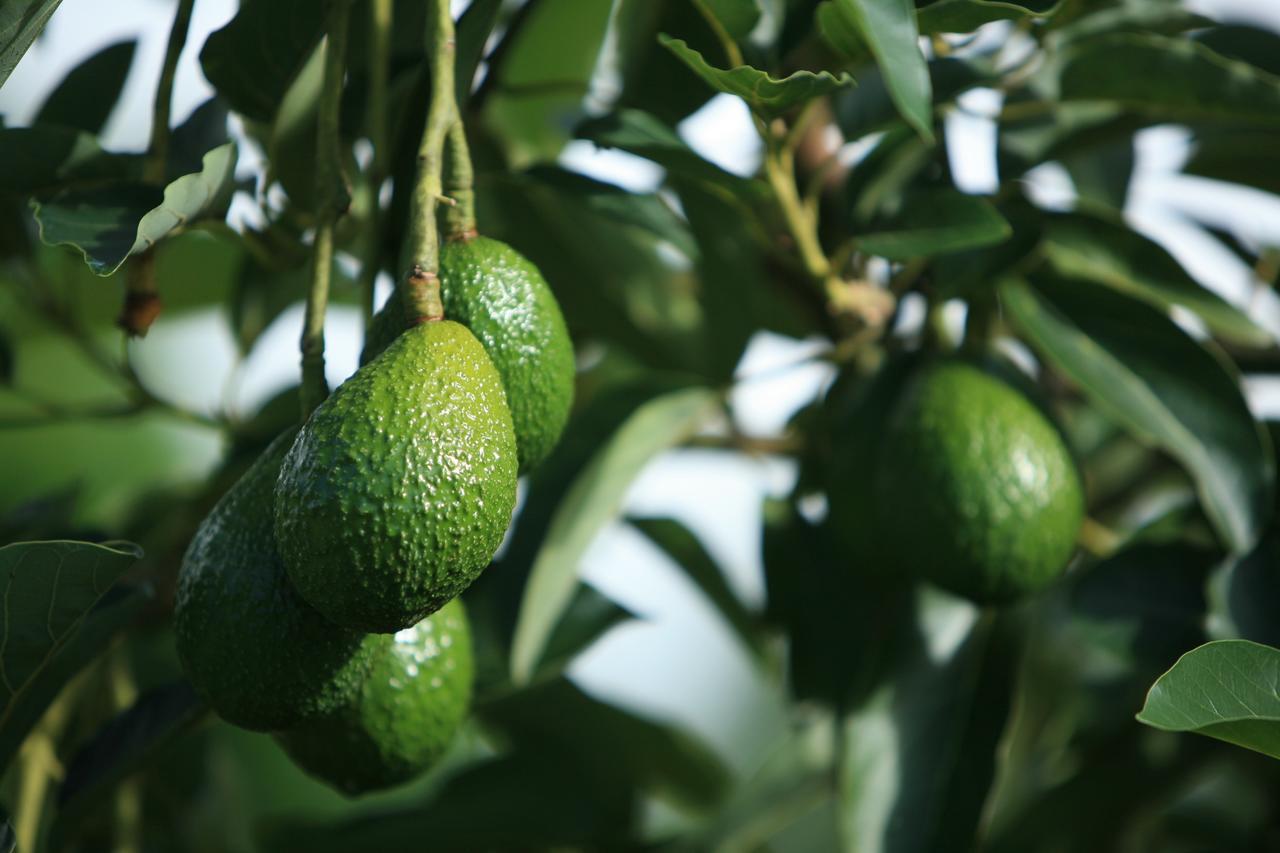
{"left": 275, "top": 599, "right": 474, "bottom": 796}
{"left": 174, "top": 431, "right": 379, "bottom": 732}
{"left": 275, "top": 320, "right": 518, "bottom": 633}
{"left": 361, "top": 236, "right": 575, "bottom": 472}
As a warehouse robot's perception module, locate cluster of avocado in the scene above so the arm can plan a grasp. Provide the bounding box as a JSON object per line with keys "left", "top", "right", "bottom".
{"left": 829, "top": 359, "right": 1084, "bottom": 603}
{"left": 174, "top": 235, "right": 573, "bottom": 795}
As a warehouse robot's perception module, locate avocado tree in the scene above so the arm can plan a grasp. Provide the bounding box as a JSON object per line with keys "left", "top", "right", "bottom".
{"left": 2, "top": 0, "right": 1280, "bottom": 849}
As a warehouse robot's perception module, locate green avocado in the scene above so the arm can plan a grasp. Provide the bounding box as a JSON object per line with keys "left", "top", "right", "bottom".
{"left": 275, "top": 320, "right": 518, "bottom": 633}
{"left": 362, "top": 236, "right": 575, "bottom": 472}
{"left": 174, "top": 432, "right": 378, "bottom": 732}
{"left": 836, "top": 360, "right": 1084, "bottom": 603}
{"left": 275, "top": 598, "right": 474, "bottom": 796}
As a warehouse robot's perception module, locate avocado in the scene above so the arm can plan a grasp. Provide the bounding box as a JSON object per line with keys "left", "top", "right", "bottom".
{"left": 174, "top": 431, "right": 378, "bottom": 732}
{"left": 275, "top": 598, "right": 474, "bottom": 796}
{"left": 275, "top": 320, "right": 518, "bottom": 633}
{"left": 361, "top": 236, "right": 575, "bottom": 472}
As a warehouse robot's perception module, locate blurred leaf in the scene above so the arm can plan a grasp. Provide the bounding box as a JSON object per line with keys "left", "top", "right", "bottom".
{"left": 839, "top": 597, "right": 1019, "bottom": 853}
{"left": 659, "top": 35, "right": 855, "bottom": 120}
{"left": 631, "top": 516, "right": 762, "bottom": 656}
{"left": 534, "top": 585, "right": 636, "bottom": 678}
{"left": 199, "top": 0, "right": 324, "bottom": 123}
{"left": 510, "top": 387, "right": 719, "bottom": 683}
{"left": 1047, "top": 4, "right": 1213, "bottom": 45}
{"left": 0, "top": 0, "right": 64, "bottom": 88}
{"left": 1183, "top": 128, "right": 1280, "bottom": 197}
{"left": 165, "top": 97, "right": 231, "bottom": 181}
{"left": 1002, "top": 277, "right": 1273, "bottom": 554}
{"left": 1060, "top": 135, "right": 1134, "bottom": 212}
{"left": 1058, "top": 34, "right": 1280, "bottom": 126}
{"left": 843, "top": 125, "right": 934, "bottom": 223}
{"left": 916, "top": 0, "right": 1060, "bottom": 34}
{"left": 701, "top": 0, "right": 764, "bottom": 39}
{"left": 577, "top": 109, "right": 747, "bottom": 185}
{"left": 1041, "top": 213, "right": 1270, "bottom": 347}
{"left": 834, "top": 55, "right": 992, "bottom": 141}
{"left": 33, "top": 142, "right": 237, "bottom": 275}
{"left": 1196, "top": 24, "right": 1280, "bottom": 78}
{"left": 1138, "top": 639, "right": 1280, "bottom": 760}
{"left": 817, "top": 0, "right": 933, "bottom": 141}
{"left": 0, "top": 332, "right": 11, "bottom": 385}
{"left": 58, "top": 681, "right": 206, "bottom": 822}
{"left": 33, "top": 40, "right": 135, "bottom": 134}
{"left": 614, "top": 0, "right": 721, "bottom": 125}
{"left": 481, "top": 676, "right": 730, "bottom": 811}
{"left": 0, "top": 126, "right": 140, "bottom": 195}
{"left": 269, "top": 43, "right": 327, "bottom": 211}
{"left": 855, "top": 188, "right": 1010, "bottom": 259}
{"left": 0, "top": 540, "right": 141, "bottom": 762}
{"left": 455, "top": 0, "right": 503, "bottom": 106}
{"left": 1220, "top": 530, "right": 1280, "bottom": 650}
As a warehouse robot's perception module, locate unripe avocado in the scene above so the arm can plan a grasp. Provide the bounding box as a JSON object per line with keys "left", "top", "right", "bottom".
{"left": 275, "top": 599, "right": 474, "bottom": 796}
{"left": 174, "top": 432, "right": 378, "bottom": 732}
{"left": 837, "top": 360, "right": 1083, "bottom": 602}
{"left": 362, "top": 236, "right": 575, "bottom": 472}
{"left": 275, "top": 320, "right": 518, "bottom": 633}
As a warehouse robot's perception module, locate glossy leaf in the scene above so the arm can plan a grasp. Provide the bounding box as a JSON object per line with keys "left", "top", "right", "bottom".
{"left": 0, "top": 0, "right": 64, "bottom": 88}
{"left": 1002, "top": 278, "right": 1273, "bottom": 554}
{"left": 33, "top": 142, "right": 237, "bottom": 275}
{"left": 1058, "top": 34, "right": 1280, "bottom": 126}
{"left": 916, "top": 0, "right": 1061, "bottom": 34}
{"left": 659, "top": 35, "right": 855, "bottom": 120}
{"left": 817, "top": 0, "right": 933, "bottom": 141}
{"left": 509, "top": 387, "right": 719, "bottom": 683}
{"left": 1138, "top": 639, "right": 1280, "bottom": 760}
{"left": 0, "top": 126, "right": 139, "bottom": 195}
{"left": 855, "top": 189, "right": 1011, "bottom": 259}
{"left": 33, "top": 40, "right": 135, "bottom": 134}
{"left": 1041, "top": 213, "right": 1270, "bottom": 347}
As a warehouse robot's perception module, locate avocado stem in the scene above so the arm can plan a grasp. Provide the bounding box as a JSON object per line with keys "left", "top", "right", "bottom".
{"left": 444, "top": 119, "right": 478, "bottom": 240}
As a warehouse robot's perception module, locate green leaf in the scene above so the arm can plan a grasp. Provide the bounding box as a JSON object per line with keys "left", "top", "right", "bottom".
{"left": 534, "top": 585, "right": 636, "bottom": 678}
{"left": 1002, "top": 278, "right": 1273, "bottom": 554}
{"left": 0, "top": 0, "right": 65, "bottom": 88}
{"left": 630, "top": 516, "right": 761, "bottom": 656}
{"left": 1184, "top": 128, "right": 1280, "bottom": 197}
{"left": 1041, "top": 214, "right": 1270, "bottom": 348}
{"left": 1196, "top": 24, "right": 1280, "bottom": 78}
{"left": 509, "top": 387, "right": 719, "bottom": 683}
{"left": 199, "top": 0, "right": 324, "bottom": 123}
{"left": 576, "top": 109, "right": 750, "bottom": 186}
{"left": 0, "top": 541, "right": 142, "bottom": 758}
{"left": 33, "top": 40, "right": 135, "bottom": 134}
{"left": 455, "top": 0, "right": 503, "bottom": 107}
{"left": 855, "top": 189, "right": 1010, "bottom": 259}
{"left": 834, "top": 55, "right": 993, "bottom": 140}
{"left": 1138, "top": 639, "right": 1280, "bottom": 760}
{"left": 916, "top": 0, "right": 1060, "bottom": 34}
{"left": 816, "top": 0, "right": 933, "bottom": 141}
{"left": 33, "top": 142, "right": 238, "bottom": 275}
{"left": 700, "top": 0, "right": 763, "bottom": 39}
{"left": 839, "top": 597, "right": 1019, "bottom": 853}
{"left": 659, "top": 35, "right": 856, "bottom": 120}
{"left": 0, "top": 126, "right": 140, "bottom": 195}
{"left": 1058, "top": 34, "right": 1280, "bottom": 126}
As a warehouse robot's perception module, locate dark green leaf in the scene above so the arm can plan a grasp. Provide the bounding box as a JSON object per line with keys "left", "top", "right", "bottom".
{"left": 0, "top": 126, "right": 140, "bottom": 195}
{"left": 510, "top": 387, "right": 718, "bottom": 682}
{"left": 817, "top": 0, "right": 933, "bottom": 141}
{"left": 630, "top": 516, "right": 762, "bottom": 656}
{"left": 843, "top": 125, "right": 934, "bottom": 223}
{"left": 0, "top": 0, "right": 65, "bottom": 88}
{"left": 1047, "top": 4, "right": 1212, "bottom": 44}
{"left": 33, "top": 142, "right": 237, "bottom": 275}
{"left": 1138, "top": 639, "right": 1280, "bottom": 760}
{"left": 0, "top": 540, "right": 141, "bottom": 763}
{"left": 165, "top": 98, "right": 231, "bottom": 181}
{"left": 1002, "top": 277, "right": 1273, "bottom": 554}
{"left": 834, "top": 55, "right": 992, "bottom": 141}
{"left": 701, "top": 0, "right": 763, "bottom": 39}
{"left": 33, "top": 40, "right": 135, "bottom": 134}
{"left": 1221, "top": 530, "right": 1280, "bottom": 650}
{"left": 1184, "top": 128, "right": 1280, "bottom": 197}
{"left": 199, "top": 0, "right": 325, "bottom": 123}
{"left": 840, "top": 597, "right": 1019, "bottom": 853}
{"left": 1041, "top": 213, "right": 1269, "bottom": 347}
{"left": 1196, "top": 25, "right": 1280, "bottom": 78}
{"left": 0, "top": 332, "right": 12, "bottom": 385}
{"left": 534, "top": 585, "right": 636, "bottom": 678}
{"left": 576, "top": 109, "right": 748, "bottom": 185}
{"left": 855, "top": 188, "right": 1011, "bottom": 259}
{"left": 455, "top": 0, "right": 503, "bottom": 106}
{"left": 1058, "top": 34, "right": 1280, "bottom": 126}
{"left": 268, "top": 43, "right": 326, "bottom": 211}
{"left": 916, "top": 0, "right": 1061, "bottom": 34}
{"left": 659, "top": 35, "right": 855, "bottom": 120}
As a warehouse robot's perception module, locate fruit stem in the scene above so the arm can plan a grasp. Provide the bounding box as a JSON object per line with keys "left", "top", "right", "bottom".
{"left": 300, "top": 0, "right": 355, "bottom": 419}
{"left": 444, "top": 119, "right": 478, "bottom": 240}
{"left": 358, "top": 0, "right": 394, "bottom": 327}
{"left": 400, "top": 0, "right": 457, "bottom": 322}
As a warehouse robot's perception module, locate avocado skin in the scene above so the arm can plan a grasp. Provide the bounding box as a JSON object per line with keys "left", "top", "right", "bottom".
{"left": 362, "top": 236, "right": 575, "bottom": 472}
{"left": 174, "top": 431, "right": 378, "bottom": 732}
{"left": 275, "top": 599, "right": 474, "bottom": 796}
{"left": 275, "top": 320, "right": 518, "bottom": 633}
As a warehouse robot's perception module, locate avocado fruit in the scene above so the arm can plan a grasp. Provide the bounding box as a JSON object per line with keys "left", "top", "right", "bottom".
{"left": 174, "top": 431, "right": 379, "bottom": 732}
{"left": 274, "top": 320, "right": 518, "bottom": 633}
{"left": 275, "top": 598, "right": 474, "bottom": 796}
{"left": 362, "top": 236, "right": 574, "bottom": 472}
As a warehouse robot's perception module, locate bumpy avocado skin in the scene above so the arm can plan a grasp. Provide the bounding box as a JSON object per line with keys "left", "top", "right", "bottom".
{"left": 275, "top": 599, "right": 474, "bottom": 796}
{"left": 174, "top": 432, "right": 379, "bottom": 732}
{"left": 275, "top": 320, "right": 518, "bottom": 633}
{"left": 361, "top": 237, "right": 575, "bottom": 472}
{"left": 872, "top": 361, "right": 1084, "bottom": 603}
